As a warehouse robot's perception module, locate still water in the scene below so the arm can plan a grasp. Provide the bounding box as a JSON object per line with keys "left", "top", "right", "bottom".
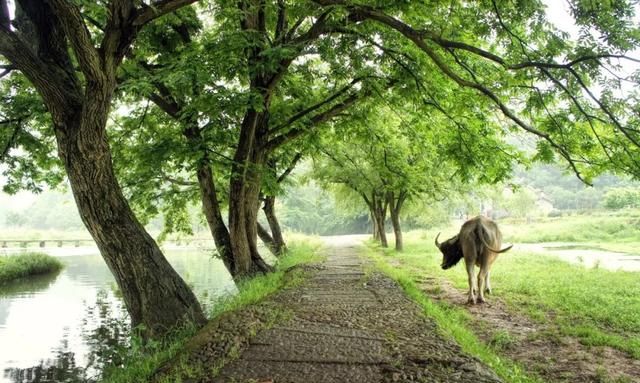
{"left": 0, "top": 247, "right": 236, "bottom": 383}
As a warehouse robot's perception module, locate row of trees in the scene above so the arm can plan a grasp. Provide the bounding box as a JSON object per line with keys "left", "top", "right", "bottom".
{"left": 1, "top": 0, "right": 639, "bottom": 339}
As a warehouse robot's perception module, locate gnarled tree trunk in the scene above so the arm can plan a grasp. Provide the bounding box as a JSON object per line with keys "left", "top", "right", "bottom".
{"left": 388, "top": 191, "right": 407, "bottom": 252}
{"left": 0, "top": 1, "right": 206, "bottom": 339}
{"left": 57, "top": 96, "right": 206, "bottom": 338}
{"left": 228, "top": 111, "right": 272, "bottom": 277}
{"left": 263, "top": 195, "right": 286, "bottom": 256}
{"left": 371, "top": 210, "right": 380, "bottom": 240}
{"left": 195, "top": 163, "right": 235, "bottom": 272}
{"left": 366, "top": 193, "right": 388, "bottom": 248}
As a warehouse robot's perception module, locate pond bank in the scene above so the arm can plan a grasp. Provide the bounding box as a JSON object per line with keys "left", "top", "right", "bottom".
{"left": 517, "top": 242, "right": 640, "bottom": 271}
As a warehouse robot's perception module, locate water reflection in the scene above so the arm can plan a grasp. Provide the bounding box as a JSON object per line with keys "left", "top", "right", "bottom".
{"left": 4, "top": 338, "right": 86, "bottom": 383}
{"left": 0, "top": 249, "right": 236, "bottom": 383}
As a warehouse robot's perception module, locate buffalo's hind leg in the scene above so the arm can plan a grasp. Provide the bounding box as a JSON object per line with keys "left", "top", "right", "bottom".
{"left": 465, "top": 261, "right": 477, "bottom": 304}
{"left": 485, "top": 271, "right": 492, "bottom": 295}
{"left": 477, "top": 267, "right": 488, "bottom": 303}
{"left": 462, "top": 240, "right": 478, "bottom": 304}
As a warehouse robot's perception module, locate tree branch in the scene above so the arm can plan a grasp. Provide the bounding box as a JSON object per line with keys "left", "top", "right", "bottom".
{"left": 265, "top": 91, "right": 362, "bottom": 152}
{"left": 269, "top": 76, "right": 367, "bottom": 136}
{"left": 48, "top": 0, "right": 103, "bottom": 81}
{"left": 276, "top": 152, "right": 303, "bottom": 183}
{"left": 274, "top": 0, "right": 287, "bottom": 41}
{"left": 134, "top": 0, "right": 200, "bottom": 27}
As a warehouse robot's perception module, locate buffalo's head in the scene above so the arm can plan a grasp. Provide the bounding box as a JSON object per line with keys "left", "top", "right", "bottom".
{"left": 435, "top": 233, "right": 463, "bottom": 270}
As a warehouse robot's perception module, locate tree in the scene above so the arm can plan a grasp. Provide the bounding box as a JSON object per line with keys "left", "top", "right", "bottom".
{"left": 309, "top": 0, "right": 640, "bottom": 182}
{"left": 109, "top": 0, "right": 640, "bottom": 276}
{"left": 109, "top": 1, "right": 399, "bottom": 278}
{"left": 604, "top": 187, "right": 640, "bottom": 209}
{"left": 257, "top": 150, "right": 304, "bottom": 256}
{"left": 311, "top": 102, "right": 507, "bottom": 250}
{"left": 0, "top": 0, "right": 205, "bottom": 338}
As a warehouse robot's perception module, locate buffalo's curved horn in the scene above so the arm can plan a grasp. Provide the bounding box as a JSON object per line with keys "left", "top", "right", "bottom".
{"left": 434, "top": 232, "right": 441, "bottom": 248}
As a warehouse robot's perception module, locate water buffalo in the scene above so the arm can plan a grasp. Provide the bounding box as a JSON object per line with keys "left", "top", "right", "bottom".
{"left": 435, "top": 216, "right": 513, "bottom": 304}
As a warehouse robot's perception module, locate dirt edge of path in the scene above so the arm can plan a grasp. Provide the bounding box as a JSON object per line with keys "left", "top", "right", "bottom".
{"left": 415, "top": 274, "right": 640, "bottom": 383}
{"left": 151, "top": 264, "right": 322, "bottom": 383}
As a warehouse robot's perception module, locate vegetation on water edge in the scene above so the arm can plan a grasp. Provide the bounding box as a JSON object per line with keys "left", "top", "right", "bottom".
{"left": 102, "top": 239, "right": 323, "bottom": 383}
{"left": 369, "top": 231, "right": 640, "bottom": 360}
{"left": 500, "top": 211, "right": 640, "bottom": 251}
{"left": 0, "top": 253, "right": 63, "bottom": 285}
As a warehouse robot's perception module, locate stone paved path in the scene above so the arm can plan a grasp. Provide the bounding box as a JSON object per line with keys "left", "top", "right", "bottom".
{"left": 212, "top": 239, "right": 502, "bottom": 383}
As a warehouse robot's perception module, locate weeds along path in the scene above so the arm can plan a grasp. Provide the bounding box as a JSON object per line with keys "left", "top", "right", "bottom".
{"left": 206, "top": 239, "right": 502, "bottom": 383}
{"left": 417, "top": 275, "right": 640, "bottom": 383}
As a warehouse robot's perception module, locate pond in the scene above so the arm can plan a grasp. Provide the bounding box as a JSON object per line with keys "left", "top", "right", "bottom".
{"left": 516, "top": 243, "right": 640, "bottom": 271}
{"left": 0, "top": 246, "right": 236, "bottom": 383}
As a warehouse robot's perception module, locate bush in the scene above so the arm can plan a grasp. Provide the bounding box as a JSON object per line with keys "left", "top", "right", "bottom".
{"left": 604, "top": 188, "right": 640, "bottom": 210}
{"left": 0, "top": 253, "right": 63, "bottom": 284}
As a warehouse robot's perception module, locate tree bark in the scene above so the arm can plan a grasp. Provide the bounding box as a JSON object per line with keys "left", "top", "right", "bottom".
{"left": 375, "top": 211, "right": 389, "bottom": 248}
{"left": 369, "top": 194, "right": 388, "bottom": 248}
{"left": 57, "top": 99, "right": 206, "bottom": 338}
{"left": 389, "top": 200, "right": 403, "bottom": 252}
{"left": 228, "top": 111, "right": 273, "bottom": 277}
{"left": 257, "top": 221, "right": 277, "bottom": 254}
{"left": 195, "top": 163, "right": 235, "bottom": 272}
{"left": 244, "top": 142, "right": 275, "bottom": 273}
{"left": 390, "top": 209, "right": 403, "bottom": 251}
{"left": 263, "top": 195, "right": 286, "bottom": 256}
{"left": 371, "top": 210, "right": 379, "bottom": 240}
{"left": 388, "top": 192, "right": 407, "bottom": 251}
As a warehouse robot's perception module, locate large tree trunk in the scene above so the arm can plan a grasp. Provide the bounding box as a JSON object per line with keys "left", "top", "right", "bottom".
{"left": 57, "top": 101, "right": 206, "bottom": 339}
{"left": 371, "top": 210, "right": 379, "bottom": 240}
{"left": 263, "top": 195, "right": 286, "bottom": 256}
{"left": 228, "top": 111, "right": 259, "bottom": 276}
{"left": 388, "top": 192, "right": 406, "bottom": 252}
{"left": 390, "top": 210, "right": 403, "bottom": 251}
{"left": 195, "top": 163, "right": 235, "bottom": 272}
{"left": 1, "top": 0, "right": 206, "bottom": 340}
{"left": 228, "top": 111, "right": 272, "bottom": 277}
{"left": 371, "top": 194, "right": 388, "bottom": 248}
{"left": 375, "top": 212, "right": 389, "bottom": 248}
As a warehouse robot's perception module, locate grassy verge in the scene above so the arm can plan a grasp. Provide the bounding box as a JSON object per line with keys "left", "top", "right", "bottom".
{"left": 102, "top": 238, "right": 324, "bottom": 383}
{"left": 373, "top": 231, "right": 640, "bottom": 359}
{"left": 364, "top": 242, "right": 543, "bottom": 383}
{"left": 0, "top": 252, "right": 63, "bottom": 285}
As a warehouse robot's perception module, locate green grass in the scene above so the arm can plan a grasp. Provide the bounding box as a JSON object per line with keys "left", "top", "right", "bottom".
{"left": 365, "top": 244, "right": 543, "bottom": 383}
{"left": 102, "top": 238, "right": 324, "bottom": 383}
{"left": 210, "top": 238, "right": 324, "bottom": 317}
{"left": 0, "top": 252, "right": 63, "bottom": 285}
{"left": 373, "top": 231, "right": 640, "bottom": 359}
